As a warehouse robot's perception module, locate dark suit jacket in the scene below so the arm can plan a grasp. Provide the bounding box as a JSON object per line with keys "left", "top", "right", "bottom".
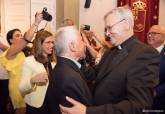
{"left": 44, "top": 57, "right": 92, "bottom": 114}
{"left": 86, "top": 36, "right": 160, "bottom": 114}
{"left": 153, "top": 46, "right": 165, "bottom": 110}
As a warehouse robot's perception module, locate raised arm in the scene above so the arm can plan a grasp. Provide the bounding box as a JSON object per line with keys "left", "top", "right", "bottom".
{"left": 81, "top": 31, "right": 98, "bottom": 58}
{"left": 0, "top": 41, "right": 8, "bottom": 51}
{"left": 6, "top": 12, "right": 43, "bottom": 59}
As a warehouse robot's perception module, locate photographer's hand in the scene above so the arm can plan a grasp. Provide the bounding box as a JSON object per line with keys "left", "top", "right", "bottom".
{"left": 81, "top": 32, "right": 90, "bottom": 46}
{"left": 23, "top": 12, "right": 43, "bottom": 43}
{"left": 30, "top": 72, "right": 48, "bottom": 86}
{"left": 34, "top": 12, "right": 43, "bottom": 26}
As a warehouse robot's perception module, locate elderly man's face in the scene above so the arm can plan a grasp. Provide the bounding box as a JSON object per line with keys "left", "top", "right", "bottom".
{"left": 147, "top": 27, "right": 165, "bottom": 48}
{"left": 75, "top": 32, "right": 86, "bottom": 60}
{"left": 104, "top": 14, "right": 126, "bottom": 46}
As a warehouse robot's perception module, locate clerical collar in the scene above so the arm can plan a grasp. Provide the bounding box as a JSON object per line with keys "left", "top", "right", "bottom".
{"left": 117, "top": 45, "right": 122, "bottom": 50}
{"left": 118, "top": 35, "right": 135, "bottom": 50}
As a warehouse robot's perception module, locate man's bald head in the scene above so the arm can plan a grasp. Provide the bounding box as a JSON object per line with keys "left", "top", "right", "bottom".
{"left": 149, "top": 25, "right": 165, "bottom": 34}
{"left": 147, "top": 25, "right": 165, "bottom": 48}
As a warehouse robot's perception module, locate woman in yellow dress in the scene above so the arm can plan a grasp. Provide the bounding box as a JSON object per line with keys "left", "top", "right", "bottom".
{"left": 0, "top": 13, "right": 43, "bottom": 114}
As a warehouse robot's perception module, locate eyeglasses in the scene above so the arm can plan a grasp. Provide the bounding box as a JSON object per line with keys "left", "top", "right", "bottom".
{"left": 43, "top": 41, "right": 54, "bottom": 45}
{"left": 105, "top": 19, "right": 125, "bottom": 32}
{"left": 147, "top": 32, "right": 162, "bottom": 37}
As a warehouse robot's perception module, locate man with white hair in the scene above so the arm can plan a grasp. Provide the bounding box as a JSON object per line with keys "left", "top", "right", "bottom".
{"left": 60, "top": 6, "right": 160, "bottom": 114}
{"left": 147, "top": 25, "right": 165, "bottom": 111}
{"left": 44, "top": 26, "right": 92, "bottom": 114}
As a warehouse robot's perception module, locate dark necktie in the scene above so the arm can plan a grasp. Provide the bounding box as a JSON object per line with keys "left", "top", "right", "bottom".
{"left": 160, "top": 46, "right": 165, "bottom": 55}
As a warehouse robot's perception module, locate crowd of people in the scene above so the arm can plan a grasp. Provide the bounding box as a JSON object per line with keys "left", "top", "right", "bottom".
{"left": 0, "top": 5, "right": 164, "bottom": 114}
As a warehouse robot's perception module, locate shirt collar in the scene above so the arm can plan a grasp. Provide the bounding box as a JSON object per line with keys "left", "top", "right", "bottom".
{"left": 61, "top": 56, "right": 81, "bottom": 69}
{"left": 156, "top": 44, "right": 164, "bottom": 53}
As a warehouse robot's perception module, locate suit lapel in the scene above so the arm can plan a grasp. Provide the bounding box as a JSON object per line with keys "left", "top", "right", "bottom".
{"left": 96, "top": 48, "right": 118, "bottom": 77}
{"left": 95, "top": 48, "right": 128, "bottom": 84}
{"left": 108, "top": 48, "right": 128, "bottom": 73}
{"left": 95, "top": 36, "right": 137, "bottom": 84}
{"left": 57, "top": 56, "right": 84, "bottom": 78}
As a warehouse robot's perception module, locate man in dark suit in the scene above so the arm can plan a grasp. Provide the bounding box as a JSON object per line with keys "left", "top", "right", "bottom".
{"left": 147, "top": 25, "right": 165, "bottom": 111}
{"left": 44, "top": 26, "right": 92, "bottom": 114}
{"left": 60, "top": 6, "right": 160, "bottom": 114}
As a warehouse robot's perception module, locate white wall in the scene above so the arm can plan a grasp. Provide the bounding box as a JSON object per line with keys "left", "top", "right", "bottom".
{"left": 30, "top": 0, "right": 56, "bottom": 34}
{"left": 159, "top": 0, "right": 165, "bottom": 27}
{"left": 79, "top": 0, "right": 165, "bottom": 36}
{"left": 0, "top": 0, "right": 56, "bottom": 45}
{"left": 1, "top": 0, "right": 165, "bottom": 37}
{"left": 0, "top": 0, "right": 29, "bottom": 45}
{"left": 79, "top": 0, "right": 117, "bottom": 37}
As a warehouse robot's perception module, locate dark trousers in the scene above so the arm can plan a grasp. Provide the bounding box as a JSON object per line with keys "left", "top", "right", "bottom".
{"left": 26, "top": 103, "right": 48, "bottom": 114}
{"left": 152, "top": 96, "right": 165, "bottom": 114}
{"left": 0, "top": 80, "right": 9, "bottom": 114}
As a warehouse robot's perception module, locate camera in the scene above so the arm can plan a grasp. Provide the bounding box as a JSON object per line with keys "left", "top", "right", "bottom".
{"left": 82, "top": 25, "right": 90, "bottom": 31}
{"left": 42, "top": 7, "right": 52, "bottom": 21}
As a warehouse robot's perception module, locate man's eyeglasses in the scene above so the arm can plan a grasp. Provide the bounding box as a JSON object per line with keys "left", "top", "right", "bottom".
{"left": 147, "top": 32, "right": 162, "bottom": 37}
{"left": 105, "top": 19, "right": 125, "bottom": 32}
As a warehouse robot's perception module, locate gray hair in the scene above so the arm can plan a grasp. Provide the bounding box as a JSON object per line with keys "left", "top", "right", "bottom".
{"left": 54, "top": 26, "right": 78, "bottom": 56}
{"left": 104, "top": 6, "right": 134, "bottom": 28}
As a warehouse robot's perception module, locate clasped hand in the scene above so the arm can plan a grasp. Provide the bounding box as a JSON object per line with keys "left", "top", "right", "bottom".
{"left": 30, "top": 72, "right": 48, "bottom": 86}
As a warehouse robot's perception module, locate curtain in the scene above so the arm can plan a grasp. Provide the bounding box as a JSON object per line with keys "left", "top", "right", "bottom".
{"left": 118, "top": 0, "right": 159, "bottom": 43}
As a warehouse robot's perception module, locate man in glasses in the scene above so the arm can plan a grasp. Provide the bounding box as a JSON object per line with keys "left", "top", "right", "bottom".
{"left": 60, "top": 6, "right": 160, "bottom": 114}
{"left": 147, "top": 25, "right": 165, "bottom": 111}
{"left": 147, "top": 25, "right": 165, "bottom": 51}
